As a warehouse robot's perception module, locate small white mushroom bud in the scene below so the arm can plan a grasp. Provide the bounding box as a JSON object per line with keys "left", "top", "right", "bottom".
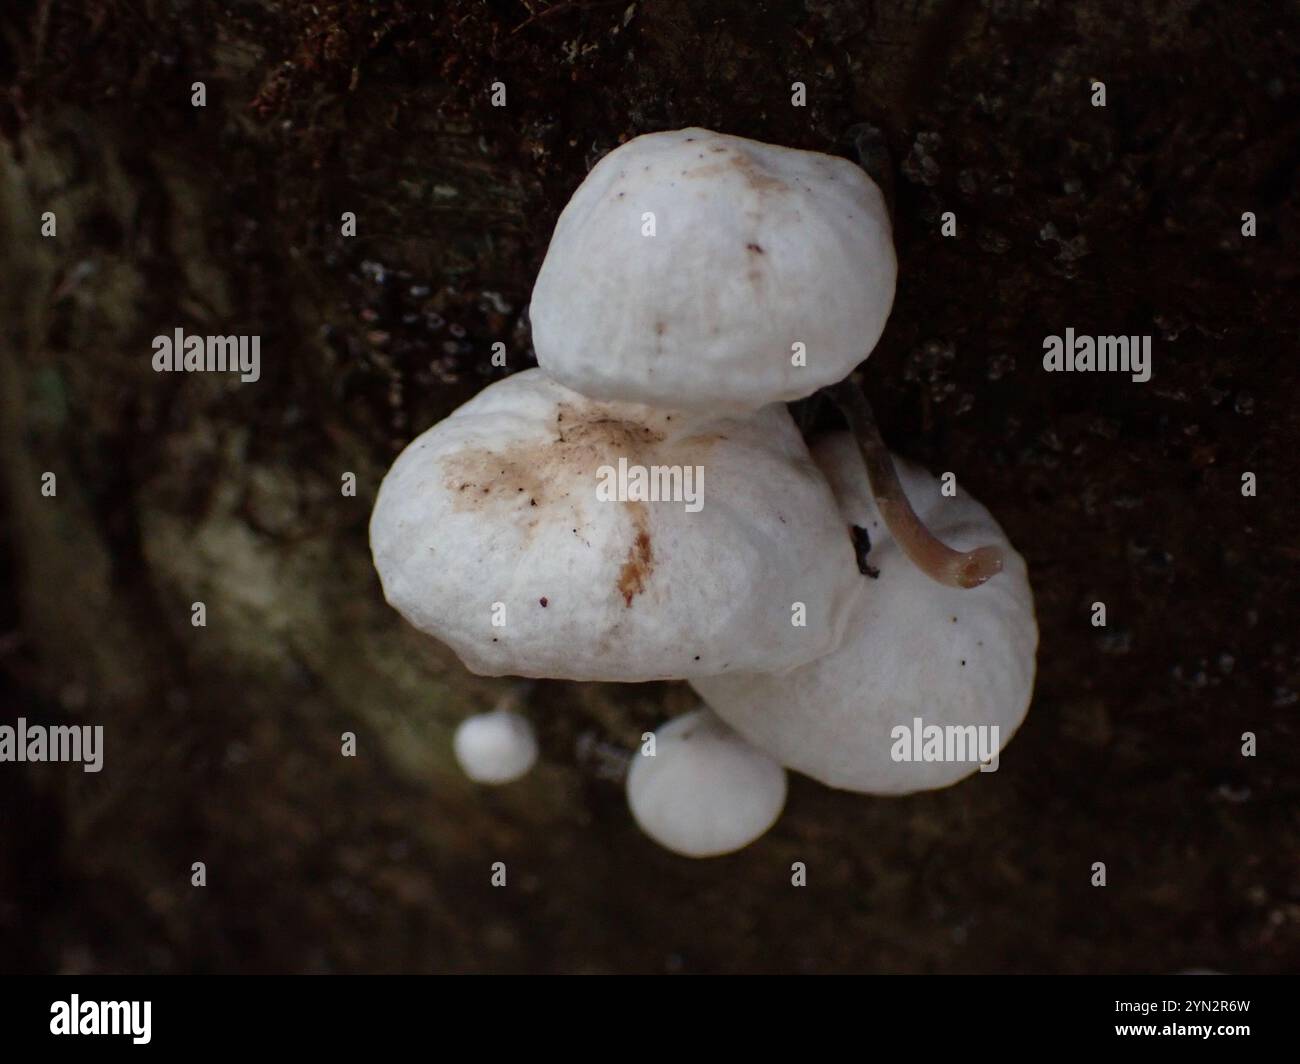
{"left": 626, "top": 707, "right": 787, "bottom": 858}
{"left": 453, "top": 688, "right": 538, "bottom": 785}
{"left": 530, "top": 127, "right": 896, "bottom": 411}
{"left": 693, "top": 433, "right": 1038, "bottom": 795}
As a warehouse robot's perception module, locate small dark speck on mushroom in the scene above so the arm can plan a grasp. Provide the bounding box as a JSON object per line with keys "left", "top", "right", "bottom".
{"left": 540, "top": 597, "right": 548, "bottom": 607}
{"left": 530, "top": 498, "right": 537, "bottom": 506}
{"left": 952, "top": 616, "right": 958, "bottom": 622}
{"left": 961, "top": 660, "right": 966, "bottom": 666}
{"left": 747, "top": 242, "right": 765, "bottom": 254}
{"left": 694, "top": 655, "right": 701, "bottom": 661}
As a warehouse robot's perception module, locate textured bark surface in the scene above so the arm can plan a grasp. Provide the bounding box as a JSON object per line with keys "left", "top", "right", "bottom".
{"left": 1, "top": 1, "right": 1297, "bottom": 973}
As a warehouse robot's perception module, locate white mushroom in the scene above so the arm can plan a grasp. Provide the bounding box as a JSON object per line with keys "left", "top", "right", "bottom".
{"left": 369, "top": 369, "right": 862, "bottom": 682}
{"left": 529, "top": 127, "right": 896, "bottom": 411}
{"left": 626, "top": 707, "right": 787, "bottom": 858}
{"left": 693, "top": 433, "right": 1037, "bottom": 794}
{"left": 453, "top": 695, "right": 539, "bottom": 785}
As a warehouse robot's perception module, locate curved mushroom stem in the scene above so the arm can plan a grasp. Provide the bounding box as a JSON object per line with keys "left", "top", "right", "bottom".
{"left": 827, "top": 377, "right": 1004, "bottom": 589}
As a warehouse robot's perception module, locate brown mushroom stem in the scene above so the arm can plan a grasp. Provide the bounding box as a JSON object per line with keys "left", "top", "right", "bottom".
{"left": 828, "top": 377, "right": 1004, "bottom": 589}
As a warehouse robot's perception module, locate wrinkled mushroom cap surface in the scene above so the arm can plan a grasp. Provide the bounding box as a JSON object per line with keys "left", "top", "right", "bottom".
{"left": 693, "top": 433, "right": 1038, "bottom": 794}
{"left": 626, "top": 707, "right": 787, "bottom": 858}
{"left": 370, "top": 369, "right": 862, "bottom": 681}
{"left": 453, "top": 708, "right": 538, "bottom": 784}
{"left": 530, "top": 127, "right": 896, "bottom": 411}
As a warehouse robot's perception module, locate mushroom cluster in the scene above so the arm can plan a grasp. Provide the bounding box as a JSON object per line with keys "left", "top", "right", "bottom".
{"left": 370, "top": 127, "right": 1037, "bottom": 856}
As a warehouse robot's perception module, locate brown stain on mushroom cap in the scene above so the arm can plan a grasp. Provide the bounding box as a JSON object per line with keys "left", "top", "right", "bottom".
{"left": 553, "top": 403, "right": 667, "bottom": 450}
{"left": 443, "top": 405, "right": 669, "bottom": 509}
{"left": 444, "top": 450, "right": 548, "bottom": 514}
{"left": 617, "top": 503, "right": 654, "bottom": 607}
{"left": 437, "top": 403, "right": 727, "bottom": 603}
{"left": 685, "top": 146, "right": 789, "bottom": 196}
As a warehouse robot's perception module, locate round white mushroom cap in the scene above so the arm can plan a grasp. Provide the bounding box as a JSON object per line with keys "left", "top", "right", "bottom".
{"left": 453, "top": 708, "right": 538, "bottom": 784}
{"left": 369, "top": 369, "right": 863, "bottom": 682}
{"left": 530, "top": 127, "right": 896, "bottom": 411}
{"left": 693, "top": 433, "right": 1037, "bottom": 794}
{"left": 626, "top": 707, "right": 787, "bottom": 858}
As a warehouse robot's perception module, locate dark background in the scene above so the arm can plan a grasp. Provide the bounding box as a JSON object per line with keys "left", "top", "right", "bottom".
{"left": 0, "top": 0, "right": 1296, "bottom": 973}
